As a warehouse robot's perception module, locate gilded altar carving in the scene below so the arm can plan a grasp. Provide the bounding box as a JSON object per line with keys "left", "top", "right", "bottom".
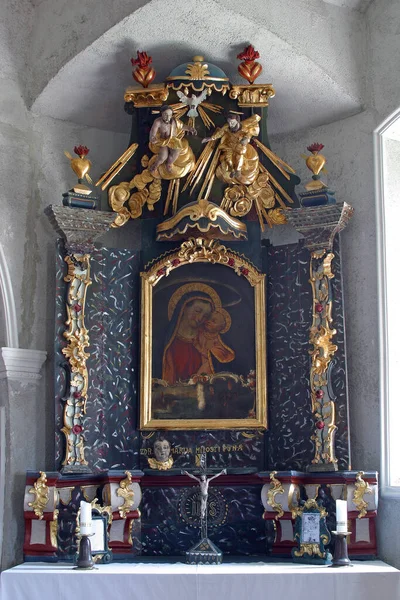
{"left": 309, "top": 250, "right": 338, "bottom": 468}
{"left": 28, "top": 472, "right": 49, "bottom": 519}
{"left": 116, "top": 471, "right": 135, "bottom": 518}
{"left": 61, "top": 254, "right": 91, "bottom": 469}
{"left": 353, "top": 471, "right": 372, "bottom": 518}
{"left": 267, "top": 471, "right": 285, "bottom": 520}
{"left": 124, "top": 84, "right": 169, "bottom": 107}
{"left": 229, "top": 84, "right": 275, "bottom": 107}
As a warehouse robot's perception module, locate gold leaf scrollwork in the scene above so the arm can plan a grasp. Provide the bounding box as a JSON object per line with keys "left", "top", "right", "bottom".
{"left": 293, "top": 543, "right": 325, "bottom": 559}
{"left": 267, "top": 471, "right": 284, "bottom": 520}
{"left": 61, "top": 254, "right": 91, "bottom": 468}
{"left": 50, "top": 509, "right": 59, "bottom": 548}
{"left": 353, "top": 471, "right": 372, "bottom": 518}
{"left": 309, "top": 250, "right": 338, "bottom": 467}
{"left": 28, "top": 472, "right": 49, "bottom": 519}
{"left": 144, "top": 238, "right": 264, "bottom": 288}
{"left": 109, "top": 163, "right": 163, "bottom": 227}
{"left": 116, "top": 471, "right": 135, "bottom": 519}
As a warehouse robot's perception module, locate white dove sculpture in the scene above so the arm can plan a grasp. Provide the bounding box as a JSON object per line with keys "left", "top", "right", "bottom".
{"left": 177, "top": 89, "right": 208, "bottom": 118}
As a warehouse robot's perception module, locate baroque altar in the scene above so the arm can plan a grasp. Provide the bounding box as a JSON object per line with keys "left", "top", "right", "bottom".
{"left": 21, "top": 47, "right": 378, "bottom": 564}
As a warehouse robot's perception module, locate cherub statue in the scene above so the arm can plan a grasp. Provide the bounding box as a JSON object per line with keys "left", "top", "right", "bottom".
{"left": 149, "top": 105, "right": 196, "bottom": 176}
{"left": 183, "top": 469, "right": 226, "bottom": 519}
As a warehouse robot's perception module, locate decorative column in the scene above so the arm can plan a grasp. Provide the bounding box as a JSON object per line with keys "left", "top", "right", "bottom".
{"left": 286, "top": 202, "right": 354, "bottom": 472}
{"left": 45, "top": 206, "right": 115, "bottom": 473}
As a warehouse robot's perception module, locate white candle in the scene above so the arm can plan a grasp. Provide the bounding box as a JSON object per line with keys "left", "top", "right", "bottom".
{"left": 336, "top": 499, "right": 348, "bottom": 533}
{"left": 80, "top": 501, "right": 92, "bottom": 535}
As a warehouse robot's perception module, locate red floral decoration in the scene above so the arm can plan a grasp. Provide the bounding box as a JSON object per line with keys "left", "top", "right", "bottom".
{"left": 307, "top": 143, "right": 324, "bottom": 154}
{"left": 74, "top": 145, "right": 89, "bottom": 157}
{"left": 131, "top": 50, "right": 156, "bottom": 88}
{"left": 315, "top": 303, "right": 324, "bottom": 313}
{"left": 315, "top": 389, "right": 324, "bottom": 399}
{"left": 156, "top": 267, "right": 166, "bottom": 277}
{"left": 228, "top": 258, "right": 235, "bottom": 267}
{"left": 316, "top": 420, "right": 325, "bottom": 430}
{"left": 237, "top": 45, "right": 260, "bottom": 62}
{"left": 73, "top": 391, "right": 82, "bottom": 399}
{"left": 72, "top": 424, "right": 83, "bottom": 435}
{"left": 73, "top": 303, "right": 82, "bottom": 313}
{"left": 240, "top": 266, "right": 249, "bottom": 276}
{"left": 171, "top": 258, "right": 180, "bottom": 267}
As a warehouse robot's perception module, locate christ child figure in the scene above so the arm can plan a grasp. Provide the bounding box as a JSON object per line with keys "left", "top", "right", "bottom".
{"left": 195, "top": 308, "right": 235, "bottom": 375}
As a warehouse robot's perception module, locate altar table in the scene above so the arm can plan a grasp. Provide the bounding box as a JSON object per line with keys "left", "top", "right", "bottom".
{"left": 1, "top": 561, "right": 399, "bottom": 600}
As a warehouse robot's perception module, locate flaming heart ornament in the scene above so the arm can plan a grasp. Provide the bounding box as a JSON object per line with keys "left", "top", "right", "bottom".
{"left": 131, "top": 51, "right": 156, "bottom": 88}
{"left": 237, "top": 45, "right": 263, "bottom": 85}
{"left": 64, "top": 145, "right": 93, "bottom": 195}
{"left": 303, "top": 143, "right": 327, "bottom": 191}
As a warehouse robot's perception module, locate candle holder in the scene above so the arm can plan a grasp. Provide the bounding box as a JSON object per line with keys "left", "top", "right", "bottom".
{"left": 330, "top": 531, "right": 352, "bottom": 567}
{"left": 74, "top": 533, "right": 96, "bottom": 570}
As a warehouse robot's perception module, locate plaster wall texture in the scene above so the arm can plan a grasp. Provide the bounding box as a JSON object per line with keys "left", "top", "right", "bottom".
{"left": 30, "top": 0, "right": 365, "bottom": 136}
{"left": 29, "top": 0, "right": 366, "bottom": 108}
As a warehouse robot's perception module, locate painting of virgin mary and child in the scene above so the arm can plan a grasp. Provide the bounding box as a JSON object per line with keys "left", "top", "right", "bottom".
{"left": 151, "top": 263, "right": 257, "bottom": 421}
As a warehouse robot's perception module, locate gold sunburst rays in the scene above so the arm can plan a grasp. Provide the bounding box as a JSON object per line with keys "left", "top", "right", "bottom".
{"left": 169, "top": 101, "right": 223, "bottom": 130}
{"left": 259, "top": 163, "right": 294, "bottom": 207}
{"left": 198, "top": 147, "right": 221, "bottom": 202}
{"left": 165, "top": 178, "right": 181, "bottom": 215}
{"left": 182, "top": 140, "right": 216, "bottom": 193}
{"left": 253, "top": 138, "right": 296, "bottom": 181}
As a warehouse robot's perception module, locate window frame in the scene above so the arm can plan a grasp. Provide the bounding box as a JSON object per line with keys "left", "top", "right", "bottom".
{"left": 375, "top": 107, "right": 400, "bottom": 498}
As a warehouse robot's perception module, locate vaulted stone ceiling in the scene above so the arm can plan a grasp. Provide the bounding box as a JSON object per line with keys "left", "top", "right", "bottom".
{"left": 29, "top": 0, "right": 371, "bottom": 136}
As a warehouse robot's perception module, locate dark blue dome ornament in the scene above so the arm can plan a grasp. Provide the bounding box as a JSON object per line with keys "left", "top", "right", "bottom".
{"left": 166, "top": 55, "right": 230, "bottom": 95}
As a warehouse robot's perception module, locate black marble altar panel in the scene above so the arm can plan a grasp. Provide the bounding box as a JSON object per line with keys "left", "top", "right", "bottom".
{"left": 264, "top": 238, "right": 349, "bottom": 471}
{"left": 55, "top": 244, "right": 140, "bottom": 472}
{"left": 140, "top": 430, "right": 265, "bottom": 471}
{"left": 141, "top": 484, "right": 267, "bottom": 556}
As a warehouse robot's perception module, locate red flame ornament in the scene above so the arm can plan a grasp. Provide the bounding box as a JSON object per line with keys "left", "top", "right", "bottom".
{"left": 131, "top": 51, "right": 156, "bottom": 88}
{"left": 237, "top": 45, "right": 262, "bottom": 84}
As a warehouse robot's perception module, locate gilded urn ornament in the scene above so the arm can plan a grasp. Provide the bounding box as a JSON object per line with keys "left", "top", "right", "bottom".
{"left": 64, "top": 145, "right": 93, "bottom": 195}
{"left": 304, "top": 143, "right": 327, "bottom": 191}
{"left": 131, "top": 50, "right": 156, "bottom": 88}
{"left": 237, "top": 45, "right": 263, "bottom": 85}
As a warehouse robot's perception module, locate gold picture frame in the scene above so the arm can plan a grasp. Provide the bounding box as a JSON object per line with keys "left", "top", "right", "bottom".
{"left": 140, "top": 237, "right": 267, "bottom": 430}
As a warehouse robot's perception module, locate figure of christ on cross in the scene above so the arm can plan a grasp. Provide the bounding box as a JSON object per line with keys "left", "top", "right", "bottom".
{"left": 183, "top": 469, "right": 227, "bottom": 520}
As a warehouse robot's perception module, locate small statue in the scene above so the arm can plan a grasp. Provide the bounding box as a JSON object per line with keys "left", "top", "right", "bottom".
{"left": 183, "top": 468, "right": 226, "bottom": 519}
{"left": 201, "top": 111, "right": 261, "bottom": 185}
{"left": 149, "top": 105, "right": 196, "bottom": 177}
{"left": 147, "top": 437, "right": 174, "bottom": 470}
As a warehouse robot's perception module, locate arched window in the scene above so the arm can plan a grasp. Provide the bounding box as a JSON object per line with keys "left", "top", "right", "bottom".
{"left": 375, "top": 108, "right": 400, "bottom": 495}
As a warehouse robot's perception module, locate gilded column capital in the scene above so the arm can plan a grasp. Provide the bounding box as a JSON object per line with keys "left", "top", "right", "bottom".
{"left": 285, "top": 202, "right": 354, "bottom": 252}
{"left": 44, "top": 205, "right": 115, "bottom": 254}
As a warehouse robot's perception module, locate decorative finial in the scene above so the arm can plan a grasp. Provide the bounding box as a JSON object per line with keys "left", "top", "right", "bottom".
{"left": 64, "top": 146, "right": 93, "bottom": 195}
{"left": 237, "top": 45, "right": 262, "bottom": 84}
{"left": 131, "top": 51, "right": 156, "bottom": 88}
{"left": 303, "top": 143, "right": 327, "bottom": 191}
